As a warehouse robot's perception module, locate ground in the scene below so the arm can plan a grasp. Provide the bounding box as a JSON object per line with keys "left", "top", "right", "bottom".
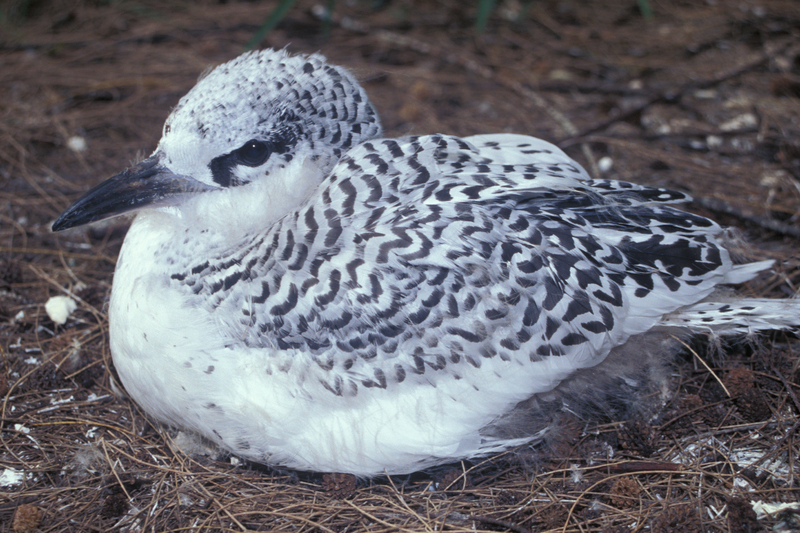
{"left": 1, "top": 1, "right": 800, "bottom": 532}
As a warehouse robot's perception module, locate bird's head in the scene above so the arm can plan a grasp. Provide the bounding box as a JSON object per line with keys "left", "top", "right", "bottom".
{"left": 52, "top": 49, "right": 381, "bottom": 235}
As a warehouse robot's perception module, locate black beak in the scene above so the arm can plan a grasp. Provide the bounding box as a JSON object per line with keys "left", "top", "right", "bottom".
{"left": 52, "top": 155, "right": 215, "bottom": 232}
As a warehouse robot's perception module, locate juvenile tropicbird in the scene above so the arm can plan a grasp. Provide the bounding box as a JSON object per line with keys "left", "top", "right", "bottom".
{"left": 53, "top": 49, "right": 800, "bottom": 476}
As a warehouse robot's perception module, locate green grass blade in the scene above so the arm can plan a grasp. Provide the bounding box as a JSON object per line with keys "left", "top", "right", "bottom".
{"left": 246, "top": 0, "right": 298, "bottom": 50}
{"left": 475, "top": 0, "right": 496, "bottom": 33}
{"left": 637, "top": 0, "right": 653, "bottom": 20}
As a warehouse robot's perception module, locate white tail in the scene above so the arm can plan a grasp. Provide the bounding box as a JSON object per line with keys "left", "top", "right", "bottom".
{"left": 660, "top": 297, "right": 800, "bottom": 334}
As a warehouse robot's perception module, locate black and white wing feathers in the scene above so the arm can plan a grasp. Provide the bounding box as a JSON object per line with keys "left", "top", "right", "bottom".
{"left": 175, "top": 134, "right": 741, "bottom": 398}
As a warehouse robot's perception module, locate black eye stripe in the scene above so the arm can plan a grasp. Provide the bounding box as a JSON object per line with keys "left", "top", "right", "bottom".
{"left": 208, "top": 133, "right": 294, "bottom": 188}
{"left": 209, "top": 139, "right": 273, "bottom": 187}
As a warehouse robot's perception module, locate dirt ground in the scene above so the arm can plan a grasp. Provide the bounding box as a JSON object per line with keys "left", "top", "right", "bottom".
{"left": 1, "top": 0, "right": 800, "bottom": 531}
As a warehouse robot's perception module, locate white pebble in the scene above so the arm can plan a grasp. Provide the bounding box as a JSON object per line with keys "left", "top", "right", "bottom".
{"left": 720, "top": 113, "right": 757, "bottom": 132}
{"left": 67, "top": 136, "right": 87, "bottom": 153}
{"left": 706, "top": 135, "right": 723, "bottom": 149}
{"left": 693, "top": 89, "right": 717, "bottom": 99}
{"left": 45, "top": 295, "right": 77, "bottom": 325}
{"left": 751, "top": 500, "right": 800, "bottom": 520}
{"left": 598, "top": 156, "right": 613, "bottom": 173}
{"left": 0, "top": 468, "right": 26, "bottom": 487}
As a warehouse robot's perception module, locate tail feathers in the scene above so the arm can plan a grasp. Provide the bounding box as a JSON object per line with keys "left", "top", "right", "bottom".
{"left": 722, "top": 260, "right": 775, "bottom": 284}
{"left": 660, "top": 298, "right": 800, "bottom": 334}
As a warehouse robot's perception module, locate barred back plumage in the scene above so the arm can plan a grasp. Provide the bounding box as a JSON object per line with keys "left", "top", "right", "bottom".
{"left": 53, "top": 49, "right": 800, "bottom": 475}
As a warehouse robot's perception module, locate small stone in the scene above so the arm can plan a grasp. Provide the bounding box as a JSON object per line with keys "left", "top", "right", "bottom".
{"left": 609, "top": 477, "right": 640, "bottom": 509}
{"left": 12, "top": 504, "right": 42, "bottom": 533}
{"left": 321, "top": 472, "right": 357, "bottom": 498}
{"left": 706, "top": 135, "right": 723, "bottom": 149}
{"left": 44, "top": 295, "right": 77, "bottom": 325}
{"left": 720, "top": 113, "right": 757, "bottom": 132}
{"left": 67, "top": 135, "right": 87, "bottom": 153}
{"left": 598, "top": 156, "right": 613, "bottom": 173}
{"left": 693, "top": 89, "right": 717, "bottom": 99}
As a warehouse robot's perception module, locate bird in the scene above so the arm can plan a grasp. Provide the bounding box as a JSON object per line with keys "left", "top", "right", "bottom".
{"left": 53, "top": 49, "right": 800, "bottom": 476}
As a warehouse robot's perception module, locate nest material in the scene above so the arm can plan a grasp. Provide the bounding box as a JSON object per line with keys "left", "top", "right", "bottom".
{"left": 1, "top": 1, "right": 799, "bottom": 531}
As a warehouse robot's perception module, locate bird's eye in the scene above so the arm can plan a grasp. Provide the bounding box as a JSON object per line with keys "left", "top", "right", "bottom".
{"left": 236, "top": 140, "right": 271, "bottom": 166}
